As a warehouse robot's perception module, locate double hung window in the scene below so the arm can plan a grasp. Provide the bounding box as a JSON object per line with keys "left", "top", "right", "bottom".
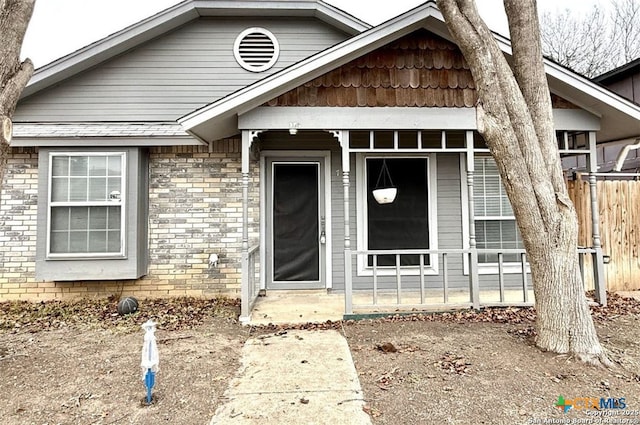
{"left": 48, "top": 153, "right": 126, "bottom": 257}
{"left": 473, "top": 157, "right": 523, "bottom": 263}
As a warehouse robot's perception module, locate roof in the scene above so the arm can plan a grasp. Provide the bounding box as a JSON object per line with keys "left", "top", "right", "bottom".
{"left": 10, "top": 122, "right": 196, "bottom": 147}
{"left": 593, "top": 58, "right": 640, "bottom": 84}
{"left": 13, "top": 122, "right": 187, "bottom": 137}
{"left": 22, "top": 0, "right": 370, "bottom": 98}
{"left": 179, "top": 1, "right": 640, "bottom": 144}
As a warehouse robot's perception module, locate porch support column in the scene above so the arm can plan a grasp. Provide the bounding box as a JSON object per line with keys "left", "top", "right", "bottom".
{"left": 240, "top": 130, "right": 252, "bottom": 323}
{"left": 336, "top": 131, "right": 353, "bottom": 315}
{"left": 466, "top": 131, "right": 480, "bottom": 309}
{"left": 587, "top": 131, "right": 606, "bottom": 306}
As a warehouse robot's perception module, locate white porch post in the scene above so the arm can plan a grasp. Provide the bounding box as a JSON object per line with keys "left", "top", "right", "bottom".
{"left": 239, "top": 130, "right": 252, "bottom": 322}
{"left": 337, "top": 131, "right": 353, "bottom": 316}
{"left": 466, "top": 131, "right": 480, "bottom": 309}
{"left": 588, "top": 131, "right": 607, "bottom": 306}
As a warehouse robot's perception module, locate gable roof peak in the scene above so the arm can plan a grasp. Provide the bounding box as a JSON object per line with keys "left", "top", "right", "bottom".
{"left": 22, "top": 0, "right": 370, "bottom": 99}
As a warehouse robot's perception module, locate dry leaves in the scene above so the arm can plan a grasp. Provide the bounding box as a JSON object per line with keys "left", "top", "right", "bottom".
{"left": 0, "top": 296, "right": 240, "bottom": 333}
{"left": 437, "top": 352, "right": 471, "bottom": 375}
{"left": 1, "top": 291, "right": 637, "bottom": 335}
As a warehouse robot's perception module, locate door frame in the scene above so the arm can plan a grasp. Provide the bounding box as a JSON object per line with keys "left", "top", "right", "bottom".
{"left": 260, "top": 150, "right": 333, "bottom": 290}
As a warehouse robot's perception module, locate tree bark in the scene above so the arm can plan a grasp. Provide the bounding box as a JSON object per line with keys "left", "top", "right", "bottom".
{"left": 0, "top": 0, "right": 36, "bottom": 195}
{"left": 435, "top": 0, "right": 609, "bottom": 365}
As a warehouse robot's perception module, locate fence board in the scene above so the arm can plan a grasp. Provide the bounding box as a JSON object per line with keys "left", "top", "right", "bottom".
{"left": 568, "top": 180, "right": 640, "bottom": 291}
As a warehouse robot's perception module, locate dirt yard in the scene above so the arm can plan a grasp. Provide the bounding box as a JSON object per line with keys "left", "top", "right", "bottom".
{"left": 1, "top": 294, "right": 639, "bottom": 425}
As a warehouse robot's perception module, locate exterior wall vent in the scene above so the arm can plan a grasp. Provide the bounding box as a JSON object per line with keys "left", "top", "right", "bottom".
{"left": 233, "top": 27, "right": 280, "bottom": 72}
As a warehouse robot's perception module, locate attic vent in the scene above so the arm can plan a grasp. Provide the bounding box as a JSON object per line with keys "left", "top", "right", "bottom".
{"left": 234, "top": 28, "right": 280, "bottom": 72}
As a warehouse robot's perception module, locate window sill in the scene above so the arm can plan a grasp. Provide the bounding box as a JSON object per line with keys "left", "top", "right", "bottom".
{"left": 46, "top": 254, "right": 126, "bottom": 261}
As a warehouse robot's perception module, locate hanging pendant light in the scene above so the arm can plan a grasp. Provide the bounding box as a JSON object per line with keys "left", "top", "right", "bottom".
{"left": 372, "top": 159, "right": 397, "bottom": 204}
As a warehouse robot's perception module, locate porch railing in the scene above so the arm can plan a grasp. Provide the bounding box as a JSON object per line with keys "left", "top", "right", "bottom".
{"left": 344, "top": 247, "right": 600, "bottom": 315}
{"left": 239, "top": 244, "right": 260, "bottom": 323}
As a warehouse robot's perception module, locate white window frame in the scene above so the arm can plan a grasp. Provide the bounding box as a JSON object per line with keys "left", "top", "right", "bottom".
{"left": 356, "top": 153, "right": 439, "bottom": 276}
{"left": 461, "top": 155, "right": 529, "bottom": 274}
{"left": 46, "top": 151, "right": 127, "bottom": 259}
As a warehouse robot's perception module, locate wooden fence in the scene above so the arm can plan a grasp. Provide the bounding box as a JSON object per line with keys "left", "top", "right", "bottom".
{"left": 568, "top": 180, "right": 640, "bottom": 291}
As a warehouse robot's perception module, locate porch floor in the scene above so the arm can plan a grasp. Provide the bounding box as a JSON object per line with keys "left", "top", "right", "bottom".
{"left": 248, "top": 288, "right": 536, "bottom": 325}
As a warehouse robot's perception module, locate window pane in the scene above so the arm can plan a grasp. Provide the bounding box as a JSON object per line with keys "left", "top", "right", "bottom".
{"left": 89, "top": 156, "right": 107, "bottom": 176}
{"left": 107, "top": 178, "right": 122, "bottom": 200}
{"left": 107, "top": 207, "right": 121, "bottom": 229}
{"left": 50, "top": 232, "right": 68, "bottom": 253}
{"left": 51, "top": 207, "right": 69, "bottom": 231}
{"left": 474, "top": 198, "right": 485, "bottom": 216}
{"left": 367, "top": 158, "right": 430, "bottom": 266}
{"left": 51, "top": 177, "right": 69, "bottom": 202}
{"left": 398, "top": 131, "right": 418, "bottom": 149}
{"left": 69, "top": 157, "right": 88, "bottom": 176}
{"left": 89, "top": 177, "right": 107, "bottom": 201}
{"left": 52, "top": 156, "right": 69, "bottom": 177}
{"left": 108, "top": 156, "right": 122, "bottom": 176}
{"left": 501, "top": 196, "right": 513, "bottom": 215}
{"left": 485, "top": 197, "right": 501, "bottom": 215}
{"left": 89, "top": 231, "right": 107, "bottom": 252}
{"left": 69, "top": 178, "right": 87, "bottom": 201}
{"left": 69, "top": 231, "right": 88, "bottom": 253}
{"left": 501, "top": 220, "right": 518, "bottom": 242}
{"left": 107, "top": 230, "right": 121, "bottom": 252}
{"left": 373, "top": 131, "right": 394, "bottom": 149}
{"left": 485, "top": 176, "right": 501, "bottom": 196}
{"left": 89, "top": 207, "right": 107, "bottom": 229}
{"left": 69, "top": 207, "right": 88, "bottom": 230}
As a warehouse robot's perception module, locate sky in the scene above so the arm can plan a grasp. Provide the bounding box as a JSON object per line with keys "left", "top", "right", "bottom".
{"left": 22, "top": 0, "right": 602, "bottom": 68}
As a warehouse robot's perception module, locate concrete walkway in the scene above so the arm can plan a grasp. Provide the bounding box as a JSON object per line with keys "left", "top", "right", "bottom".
{"left": 209, "top": 329, "right": 372, "bottom": 425}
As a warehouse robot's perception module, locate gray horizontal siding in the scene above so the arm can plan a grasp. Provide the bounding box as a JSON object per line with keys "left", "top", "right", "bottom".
{"left": 15, "top": 18, "right": 349, "bottom": 122}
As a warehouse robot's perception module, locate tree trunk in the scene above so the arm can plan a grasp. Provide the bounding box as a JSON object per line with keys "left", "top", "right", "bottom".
{"left": 0, "top": 0, "right": 36, "bottom": 197}
{"left": 436, "top": 0, "right": 609, "bottom": 365}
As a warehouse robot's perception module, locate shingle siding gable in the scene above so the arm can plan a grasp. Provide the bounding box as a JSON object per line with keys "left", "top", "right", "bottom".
{"left": 267, "top": 30, "right": 580, "bottom": 109}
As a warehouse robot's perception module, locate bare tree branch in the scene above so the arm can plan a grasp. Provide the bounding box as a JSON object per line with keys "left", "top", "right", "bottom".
{"left": 541, "top": 0, "right": 640, "bottom": 77}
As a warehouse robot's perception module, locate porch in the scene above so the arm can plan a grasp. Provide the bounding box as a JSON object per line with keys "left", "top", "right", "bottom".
{"left": 241, "top": 123, "right": 606, "bottom": 323}
{"left": 237, "top": 126, "right": 608, "bottom": 324}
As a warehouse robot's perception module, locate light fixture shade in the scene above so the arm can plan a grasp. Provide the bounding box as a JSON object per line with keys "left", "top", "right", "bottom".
{"left": 372, "top": 187, "right": 397, "bottom": 204}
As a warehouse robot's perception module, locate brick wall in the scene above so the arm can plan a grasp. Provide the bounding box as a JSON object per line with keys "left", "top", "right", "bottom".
{"left": 0, "top": 142, "right": 260, "bottom": 300}
{"left": 0, "top": 148, "right": 39, "bottom": 299}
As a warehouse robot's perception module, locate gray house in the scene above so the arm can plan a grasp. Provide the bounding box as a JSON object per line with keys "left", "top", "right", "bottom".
{"left": 3, "top": 0, "right": 640, "bottom": 322}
